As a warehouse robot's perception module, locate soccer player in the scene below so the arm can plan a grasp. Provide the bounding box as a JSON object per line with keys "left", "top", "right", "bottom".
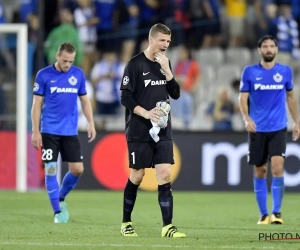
{"left": 31, "top": 43, "right": 96, "bottom": 223}
{"left": 239, "top": 35, "right": 299, "bottom": 225}
{"left": 119, "top": 23, "right": 186, "bottom": 238}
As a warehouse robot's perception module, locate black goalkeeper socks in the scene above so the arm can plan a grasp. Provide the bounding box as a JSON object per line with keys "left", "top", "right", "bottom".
{"left": 122, "top": 179, "right": 139, "bottom": 223}
{"left": 158, "top": 182, "right": 173, "bottom": 226}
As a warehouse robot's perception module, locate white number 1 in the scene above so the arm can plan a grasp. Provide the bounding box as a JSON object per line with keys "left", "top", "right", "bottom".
{"left": 131, "top": 152, "right": 135, "bottom": 164}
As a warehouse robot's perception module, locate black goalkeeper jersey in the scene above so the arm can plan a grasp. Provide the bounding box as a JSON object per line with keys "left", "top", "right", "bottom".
{"left": 120, "top": 52, "right": 180, "bottom": 142}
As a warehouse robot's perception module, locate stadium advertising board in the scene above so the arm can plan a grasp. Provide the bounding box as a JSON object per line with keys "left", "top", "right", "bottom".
{"left": 75, "top": 131, "right": 300, "bottom": 191}
{"left": 1, "top": 131, "right": 300, "bottom": 191}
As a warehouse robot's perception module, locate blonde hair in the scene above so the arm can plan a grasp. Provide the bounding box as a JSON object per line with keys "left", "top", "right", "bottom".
{"left": 57, "top": 43, "right": 76, "bottom": 55}
{"left": 149, "top": 23, "right": 171, "bottom": 37}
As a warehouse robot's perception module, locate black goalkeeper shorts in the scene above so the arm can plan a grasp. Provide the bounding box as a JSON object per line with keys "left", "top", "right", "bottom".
{"left": 127, "top": 140, "right": 174, "bottom": 169}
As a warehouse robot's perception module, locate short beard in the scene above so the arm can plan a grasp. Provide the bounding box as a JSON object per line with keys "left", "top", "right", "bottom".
{"left": 262, "top": 54, "right": 275, "bottom": 63}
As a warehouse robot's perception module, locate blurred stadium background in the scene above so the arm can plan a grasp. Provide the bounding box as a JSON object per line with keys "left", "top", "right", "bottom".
{"left": 1, "top": 1, "right": 300, "bottom": 249}
{"left": 1, "top": 0, "right": 300, "bottom": 193}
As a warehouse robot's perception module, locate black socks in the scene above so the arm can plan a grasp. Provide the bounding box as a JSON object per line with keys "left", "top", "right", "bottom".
{"left": 158, "top": 182, "right": 173, "bottom": 226}
{"left": 122, "top": 179, "right": 139, "bottom": 223}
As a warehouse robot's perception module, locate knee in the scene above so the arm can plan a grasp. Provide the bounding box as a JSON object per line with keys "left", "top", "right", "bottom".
{"left": 271, "top": 165, "right": 284, "bottom": 177}
{"left": 271, "top": 157, "right": 284, "bottom": 177}
{"left": 130, "top": 170, "right": 144, "bottom": 185}
{"left": 157, "top": 168, "right": 171, "bottom": 183}
{"left": 70, "top": 164, "right": 84, "bottom": 177}
{"left": 255, "top": 166, "right": 267, "bottom": 178}
{"left": 73, "top": 167, "right": 84, "bottom": 176}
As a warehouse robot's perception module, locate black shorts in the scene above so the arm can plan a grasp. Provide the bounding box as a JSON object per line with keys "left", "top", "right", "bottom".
{"left": 248, "top": 127, "right": 287, "bottom": 166}
{"left": 41, "top": 133, "right": 83, "bottom": 163}
{"left": 127, "top": 140, "right": 174, "bottom": 169}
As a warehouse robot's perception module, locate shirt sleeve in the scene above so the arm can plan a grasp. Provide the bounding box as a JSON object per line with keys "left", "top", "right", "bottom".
{"left": 78, "top": 69, "right": 87, "bottom": 96}
{"left": 121, "top": 89, "right": 138, "bottom": 111}
{"left": 240, "top": 67, "right": 251, "bottom": 92}
{"left": 286, "top": 66, "right": 293, "bottom": 91}
{"left": 120, "top": 60, "right": 137, "bottom": 92}
{"left": 33, "top": 70, "right": 45, "bottom": 96}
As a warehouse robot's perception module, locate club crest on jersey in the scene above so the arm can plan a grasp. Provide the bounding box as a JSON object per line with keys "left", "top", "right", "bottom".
{"left": 123, "top": 76, "right": 129, "bottom": 85}
{"left": 273, "top": 73, "right": 283, "bottom": 83}
{"left": 68, "top": 76, "right": 77, "bottom": 85}
{"left": 160, "top": 68, "right": 166, "bottom": 75}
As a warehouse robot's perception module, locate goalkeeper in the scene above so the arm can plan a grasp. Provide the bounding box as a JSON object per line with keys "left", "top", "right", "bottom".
{"left": 119, "top": 23, "right": 186, "bottom": 238}
{"left": 149, "top": 100, "right": 171, "bottom": 143}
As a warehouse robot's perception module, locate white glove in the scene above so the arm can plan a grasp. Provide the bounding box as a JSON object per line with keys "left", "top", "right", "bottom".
{"left": 156, "top": 101, "right": 171, "bottom": 116}
{"left": 153, "top": 101, "right": 171, "bottom": 128}
{"left": 149, "top": 101, "right": 171, "bottom": 142}
{"left": 156, "top": 115, "right": 168, "bottom": 128}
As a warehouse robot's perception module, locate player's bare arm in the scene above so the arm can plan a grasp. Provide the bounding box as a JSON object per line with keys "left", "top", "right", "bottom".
{"left": 79, "top": 95, "right": 96, "bottom": 142}
{"left": 31, "top": 95, "right": 43, "bottom": 149}
{"left": 286, "top": 90, "right": 300, "bottom": 141}
{"left": 134, "top": 105, "right": 161, "bottom": 123}
{"left": 238, "top": 92, "right": 256, "bottom": 133}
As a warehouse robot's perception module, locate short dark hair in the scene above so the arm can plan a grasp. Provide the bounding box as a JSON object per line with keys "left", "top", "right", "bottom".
{"left": 149, "top": 23, "right": 171, "bottom": 37}
{"left": 57, "top": 43, "right": 76, "bottom": 55}
{"left": 257, "top": 35, "right": 277, "bottom": 48}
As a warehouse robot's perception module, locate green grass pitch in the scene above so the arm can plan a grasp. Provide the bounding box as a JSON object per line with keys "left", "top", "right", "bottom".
{"left": 1, "top": 190, "right": 300, "bottom": 250}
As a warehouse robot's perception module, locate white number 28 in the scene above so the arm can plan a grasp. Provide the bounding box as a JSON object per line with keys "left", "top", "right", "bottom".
{"left": 42, "top": 149, "right": 53, "bottom": 161}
